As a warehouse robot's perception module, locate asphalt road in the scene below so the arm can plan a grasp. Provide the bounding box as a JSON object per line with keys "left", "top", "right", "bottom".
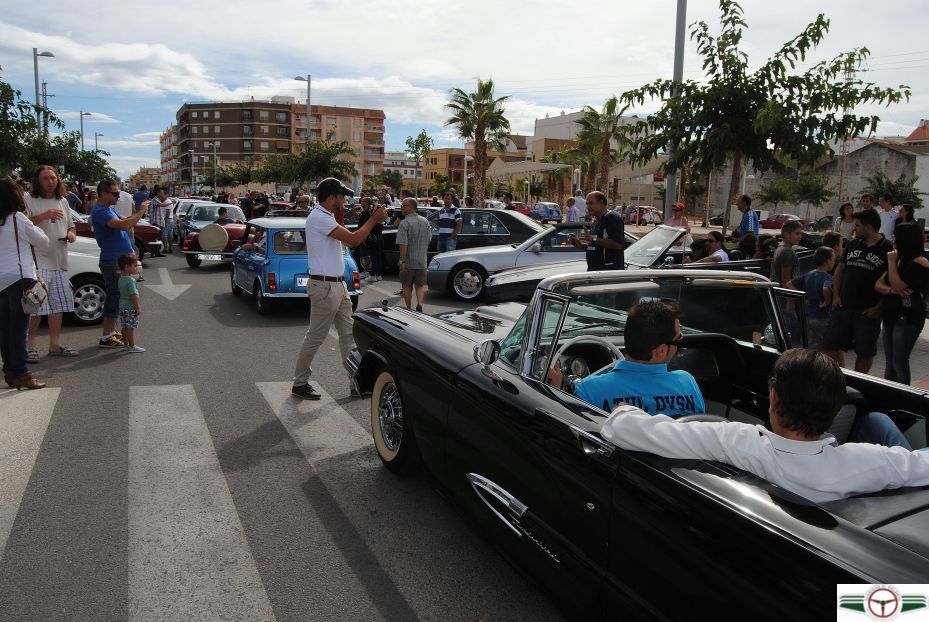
{"left": 0, "top": 254, "right": 564, "bottom": 622}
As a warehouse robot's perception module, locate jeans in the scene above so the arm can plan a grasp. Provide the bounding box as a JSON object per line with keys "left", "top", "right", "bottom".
{"left": 850, "top": 411, "right": 913, "bottom": 450}
{"left": 368, "top": 236, "right": 383, "bottom": 277}
{"left": 0, "top": 279, "right": 32, "bottom": 376}
{"left": 882, "top": 318, "right": 922, "bottom": 386}
{"left": 437, "top": 236, "right": 457, "bottom": 253}
{"left": 100, "top": 260, "right": 121, "bottom": 318}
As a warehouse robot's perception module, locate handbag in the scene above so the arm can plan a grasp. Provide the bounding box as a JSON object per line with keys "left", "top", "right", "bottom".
{"left": 12, "top": 213, "right": 49, "bottom": 314}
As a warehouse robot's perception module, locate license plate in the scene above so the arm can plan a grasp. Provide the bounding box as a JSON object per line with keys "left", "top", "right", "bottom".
{"left": 197, "top": 253, "right": 223, "bottom": 260}
{"left": 296, "top": 277, "right": 308, "bottom": 286}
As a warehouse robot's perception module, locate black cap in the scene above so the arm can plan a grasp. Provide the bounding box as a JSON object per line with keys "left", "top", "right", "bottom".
{"left": 316, "top": 177, "right": 354, "bottom": 198}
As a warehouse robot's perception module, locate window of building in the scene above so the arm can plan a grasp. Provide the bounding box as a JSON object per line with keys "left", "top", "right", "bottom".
{"left": 275, "top": 112, "right": 287, "bottom": 122}
{"left": 260, "top": 141, "right": 269, "bottom": 151}
{"left": 327, "top": 118, "right": 337, "bottom": 126}
{"left": 214, "top": 126, "right": 221, "bottom": 133}
{"left": 212, "top": 141, "right": 220, "bottom": 149}
{"left": 260, "top": 125, "right": 269, "bottom": 136}
{"left": 203, "top": 126, "right": 209, "bottom": 134}
{"left": 215, "top": 111, "right": 221, "bottom": 119}
{"left": 243, "top": 140, "right": 252, "bottom": 149}
{"left": 354, "top": 118, "right": 362, "bottom": 127}
{"left": 276, "top": 126, "right": 288, "bottom": 137}
{"left": 192, "top": 141, "right": 199, "bottom": 148}
{"left": 191, "top": 111, "right": 198, "bottom": 118}
{"left": 242, "top": 111, "right": 252, "bottom": 120}
{"left": 259, "top": 110, "right": 269, "bottom": 121}
{"left": 243, "top": 126, "right": 253, "bottom": 136}
{"left": 191, "top": 126, "right": 198, "bottom": 134}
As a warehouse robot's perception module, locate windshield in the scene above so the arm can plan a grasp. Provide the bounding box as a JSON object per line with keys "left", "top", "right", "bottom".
{"left": 192, "top": 205, "right": 247, "bottom": 222}
{"left": 624, "top": 227, "right": 685, "bottom": 266}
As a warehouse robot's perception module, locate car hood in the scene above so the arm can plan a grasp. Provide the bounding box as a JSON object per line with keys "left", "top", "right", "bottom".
{"left": 486, "top": 258, "right": 588, "bottom": 288}
{"left": 431, "top": 244, "right": 521, "bottom": 266}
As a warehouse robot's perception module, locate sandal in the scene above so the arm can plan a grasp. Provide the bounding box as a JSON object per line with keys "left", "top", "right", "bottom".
{"left": 26, "top": 348, "right": 39, "bottom": 363}
{"left": 49, "top": 346, "right": 79, "bottom": 357}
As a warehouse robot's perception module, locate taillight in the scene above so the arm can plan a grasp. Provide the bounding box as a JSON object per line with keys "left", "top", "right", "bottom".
{"left": 182, "top": 240, "right": 190, "bottom": 251}
{"left": 268, "top": 273, "right": 276, "bottom": 290}
{"left": 352, "top": 271, "right": 360, "bottom": 289}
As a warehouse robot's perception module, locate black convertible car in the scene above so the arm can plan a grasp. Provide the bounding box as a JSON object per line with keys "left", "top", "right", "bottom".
{"left": 347, "top": 269, "right": 929, "bottom": 620}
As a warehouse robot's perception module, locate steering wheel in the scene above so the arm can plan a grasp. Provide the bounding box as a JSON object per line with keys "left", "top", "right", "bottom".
{"left": 554, "top": 335, "right": 623, "bottom": 365}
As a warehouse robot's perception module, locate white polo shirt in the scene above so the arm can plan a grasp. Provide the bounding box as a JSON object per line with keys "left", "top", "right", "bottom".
{"left": 305, "top": 205, "right": 344, "bottom": 277}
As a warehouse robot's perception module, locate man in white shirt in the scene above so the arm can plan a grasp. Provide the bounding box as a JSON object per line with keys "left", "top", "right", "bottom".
{"left": 877, "top": 193, "right": 899, "bottom": 242}
{"left": 291, "top": 178, "right": 388, "bottom": 400}
{"left": 600, "top": 348, "right": 929, "bottom": 504}
{"left": 573, "top": 190, "right": 587, "bottom": 222}
{"left": 24, "top": 165, "right": 79, "bottom": 359}
{"left": 696, "top": 231, "right": 729, "bottom": 263}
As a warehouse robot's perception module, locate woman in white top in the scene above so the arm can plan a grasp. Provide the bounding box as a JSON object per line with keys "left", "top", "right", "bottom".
{"left": 834, "top": 202, "right": 856, "bottom": 240}
{"left": 0, "top": 177, "right": 50, "bottom": 390}
{"left": 666, "top": 202, "right": 691, "bottom": 232}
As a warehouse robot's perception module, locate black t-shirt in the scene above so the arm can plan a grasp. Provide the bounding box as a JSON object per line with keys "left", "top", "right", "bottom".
{"left": 239, "top": 198, "right": 255, "bottom": 219}
{"left": 586, "top": 211, "right": 625, "bottom": 271}
{"left": 882, "top": 260, "right": 929, "bottom": 326}
{"left": 839, "top": 236, "right": 894, "bottom": 310}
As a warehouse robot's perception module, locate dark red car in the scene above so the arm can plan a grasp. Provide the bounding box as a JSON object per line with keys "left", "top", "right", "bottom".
{"left": 760, "top": 213, "right": 805, "bottom": 229}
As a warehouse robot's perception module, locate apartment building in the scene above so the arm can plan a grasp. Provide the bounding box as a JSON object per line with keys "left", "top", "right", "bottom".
{"left": 159, "top": 124, "right": 179, "bottom": 191}
{"left": 174, "top": 99, "right": 294, "bottom": 190}
{"left": 383, "top": 151, "right": 420, "bottom": 188}
{"left": 422, "top": 138, "right": 530, "bottom": 191}
{"left": 127, "top": 167, "right": 161, "bottom": 191}
{"left": 291, "top": 103, "right": 386, "bottom": 189}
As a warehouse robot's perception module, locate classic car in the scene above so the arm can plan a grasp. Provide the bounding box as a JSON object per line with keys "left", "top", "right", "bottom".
{"left": 426, "top": 223, "right": 638, "bottom": 301}
{"left": 180, "top": 204, "right": 249, "bottom": 267}
{"left": 760, "top": 213, "right": 806, "bottom": 229}
{"left": 483, "top": 225, "right": 816, "bottom": 303}
{"left": 806, "top": 215, "right": 835, "bottom": 232}
{"left": 230, "top": 217, "right": 362, "bottom": 314}
{"left": 509, "top": 201, "right": 531, "bottom": 215}
{"left": 528, "top": 202, "right": 562, "bottom": 223}
{"left": 379, "top": 208, "right": 546, "bottom": 272}
{"left": 71, "top": 208, "right": 163, "bottom": 259}
{"left": 172, "top": 199, "right": 218, "bottom": 242}
{"left": 347, "top": 269, "right": 929, "bottom": 619}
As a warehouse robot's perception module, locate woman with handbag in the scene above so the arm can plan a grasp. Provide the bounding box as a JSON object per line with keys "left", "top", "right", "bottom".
{"left": 0, "top": 177, "right": 50, "bottom": 390}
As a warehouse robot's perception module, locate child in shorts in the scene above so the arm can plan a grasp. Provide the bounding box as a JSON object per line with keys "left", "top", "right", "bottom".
{"left": 117, "top": 254, "right": 144, "bottom": 353}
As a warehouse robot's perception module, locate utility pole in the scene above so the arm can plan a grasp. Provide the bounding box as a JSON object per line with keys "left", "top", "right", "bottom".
{"left": 663, "top": 0, "right": 687, "bottom": 223}
{"left": 836, "top": 62, "right": 855, "bottom": 208}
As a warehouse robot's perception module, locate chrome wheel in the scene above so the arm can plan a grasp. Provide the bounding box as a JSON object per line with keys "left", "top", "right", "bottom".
{"left": 370, "top": 370, "right": 421, "bottom": 474}
{"left": 451, "top": 265, "right": 486, "bottom": 301}
{"left": 378, "top": 381, "right": 404, "bottom": 452}
{"left": 71, "top": 278, "right": 105, "bottom": 325}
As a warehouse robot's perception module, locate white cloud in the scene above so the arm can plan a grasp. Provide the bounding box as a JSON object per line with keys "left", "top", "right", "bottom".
{"left": 58, "top": 110, "right": 120, "bottom": 123}
{"left": 131, "top": 131, "right": 163, "bottom": 139}
{"left": 97, "top": 138, "right": 160, "bottom": 150}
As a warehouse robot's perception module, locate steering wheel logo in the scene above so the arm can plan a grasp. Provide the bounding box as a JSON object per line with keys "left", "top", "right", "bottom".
{"left": 839, "top": 585, "right": 928, "bottom": 621}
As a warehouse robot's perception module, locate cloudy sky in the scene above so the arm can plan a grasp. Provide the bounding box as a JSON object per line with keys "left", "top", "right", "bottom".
{"left": 2, "top": 0, "right": 927, "bottom": 178}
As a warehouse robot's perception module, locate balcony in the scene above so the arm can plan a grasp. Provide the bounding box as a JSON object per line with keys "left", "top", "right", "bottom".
{"left": 365, "top": 124, "right": 385, "bottom": 133}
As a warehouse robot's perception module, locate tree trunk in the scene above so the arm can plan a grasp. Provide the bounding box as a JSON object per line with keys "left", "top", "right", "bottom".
{"left": 722, "top": 153, "right": 743, "bottom": 238}
{"left": 474, "top": 132, "right": 487, "bottom": 208}
{"left": 599, "top": 142, "right": 610, "bottom": 192}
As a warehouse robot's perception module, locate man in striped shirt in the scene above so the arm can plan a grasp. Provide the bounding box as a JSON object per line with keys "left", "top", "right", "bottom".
{"left": 436, "top": 191, "right": 462, "bottom": 253}
{"left": 732, "top": 194, "right": 759, "bottom": 240}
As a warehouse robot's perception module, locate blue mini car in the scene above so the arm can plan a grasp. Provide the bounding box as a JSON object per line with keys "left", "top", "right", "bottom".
{"left": 230, "top": 216, "right": 362, "bottom": 314}
{"left": 528, "top": 202, "right": 563, "bottom": 223}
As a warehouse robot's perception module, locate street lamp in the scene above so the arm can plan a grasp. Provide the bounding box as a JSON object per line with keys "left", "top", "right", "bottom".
{"left": 294, "top": 74, "right": 311, "bottom": 140}
{"left": 188, "top": 149, "right": 195, "bottom": 195}
{"left": 94, "top": 132, "right": 103, "bottom": 152}
{"left": 33, "top": 48, "right": 54, "bottom": 132}
{"left": 79, "top": 111, "right": 92, "bottom": 151}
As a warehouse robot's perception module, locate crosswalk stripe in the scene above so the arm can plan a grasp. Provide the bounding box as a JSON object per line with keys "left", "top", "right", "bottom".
{"left": 256, "top": 382, "right": 370, "bottom": 466}
{"left": 128, "top": 385, "right": 275, "bottom": 622}
{"left": 0, "top": 388, "right": 59, "bottom": 561}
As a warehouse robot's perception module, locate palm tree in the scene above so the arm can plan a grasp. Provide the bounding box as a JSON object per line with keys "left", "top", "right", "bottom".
{"left": 446, "top": 78, "right": 510, "bottom": 209}
{"left": 576, "top": 96, "right": 630, "bottom": 193}
{"left": 539, "top": 149, "right": 573, "bottom": 205}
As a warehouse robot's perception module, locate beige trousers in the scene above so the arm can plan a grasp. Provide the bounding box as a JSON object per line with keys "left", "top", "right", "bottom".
{"left": 292, "top": 280, "right": 354, "bottom": 386}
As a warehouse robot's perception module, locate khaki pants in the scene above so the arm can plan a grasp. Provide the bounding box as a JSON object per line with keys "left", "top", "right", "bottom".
{"left": 292, "top": 280, "right": 355, "bottom": 386}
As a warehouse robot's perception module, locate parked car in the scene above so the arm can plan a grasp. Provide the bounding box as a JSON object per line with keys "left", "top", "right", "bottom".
{"left": 379, "top": 208, "right": 545, "bottom": 272}
{"left": 484, "top": 199, "right": 505, "bottom": 209}
{"left": 180, "top": 204, "right": 249, "bottom": 267}
{"left": 760, "top": 213, "right": 805, "bottom": 229}
{"left": 806, "top": 215, "right": 835, "bottom": 231}
{"left": 70, "top": 208, "right": 163, "bottom": 259}
{"left": 708, "top": 213, "right": 724, "bottom": 226}
{"left": 528, "top": 202, "right": 562, "bottom": 223}
{"left": 426, "top": 223, "right": 638, "bottom": 301}
{"left": 626, "top": 205, "right": 663, "bottom": 224}
{"left": 348, "top": 268, "right": 929, "bottom": 619}
{"left": 509, "top": 201, "right": 530, "bottom": 215}
{"left": 230, "top": 217, "right": 362, "bottom": 314}
{"left": 66, "top": 236, "right": 107, "bottom": 325}
{"left": 173, "top": 199, "right": 230, "bottom": 243}
{"left": 482, "top": 225, "right": 816, "bottom": 303}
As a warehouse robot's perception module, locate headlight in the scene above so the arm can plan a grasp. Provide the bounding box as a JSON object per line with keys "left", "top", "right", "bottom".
{"left": 429, "top": 259, "right": 440, "bottom": 270}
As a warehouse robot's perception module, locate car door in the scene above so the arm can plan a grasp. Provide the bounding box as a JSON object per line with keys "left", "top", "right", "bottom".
{"left": 514, "top": 226, "right": 586, "bottom": 269}
{"left": 444, "top": 295, "right": 613, "bottom": 616}
{"left": 456, "top": 211, "right": 509, "bottom": 250}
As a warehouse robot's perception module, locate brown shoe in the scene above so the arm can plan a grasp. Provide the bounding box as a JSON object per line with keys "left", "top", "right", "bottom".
{"left": 10, "top": 372, "right": 46, "bottom": 391}
{"left": 291, "top": 383, "right": 321, "bottom": 400}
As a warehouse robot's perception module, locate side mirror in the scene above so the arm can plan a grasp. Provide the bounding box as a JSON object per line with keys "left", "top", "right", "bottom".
{"left": 473, "top": 339, "right": 501, "bottom": 367}
{"left": 529, "top": 242, "right": 542, "bottom": 253}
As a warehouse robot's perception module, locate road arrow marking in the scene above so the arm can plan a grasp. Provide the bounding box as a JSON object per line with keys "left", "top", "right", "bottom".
{"left": 144, "top": 268, "right": 191, "bottom": 301}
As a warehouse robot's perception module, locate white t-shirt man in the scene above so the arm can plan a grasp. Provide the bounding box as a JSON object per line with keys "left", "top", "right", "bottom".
{"left": 115, "top": 191, "right": 135, "bottom": 218}
{"left": 878, "top": 206, "right": 899, "bottom": 241}
{"left": 573, "top": 194, "right": 587, "bottom": 221}
{"left": 305, "top": 205, "right": 344, "bottom": 277}
{"left": 710, "top": 248, "right": 729, "bottom": 262}
{"left": 24, "top": 195, "right": 74, "bottom": 270}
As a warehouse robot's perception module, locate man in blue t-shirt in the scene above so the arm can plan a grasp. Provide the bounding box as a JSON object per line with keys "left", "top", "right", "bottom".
{"left": 732, "top": 194, "right": 759, "bottom": 239}
{"left": 92, "top": 179, "right": 149, "bottom": 349}
{"left": 132, "top": 185, "right": 150, "bottom": 212}
{"left": 550, "top": 300, "right": 705, "bottom": 416}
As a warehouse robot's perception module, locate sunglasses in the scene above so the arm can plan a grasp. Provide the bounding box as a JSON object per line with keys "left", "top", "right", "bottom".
{"left": 104, "top": 190, "right": 120, "bottom": 196}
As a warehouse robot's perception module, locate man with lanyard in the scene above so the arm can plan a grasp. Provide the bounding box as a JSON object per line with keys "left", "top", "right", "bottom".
{"left": 568, "top": 191, "right": 624, "bottom": 270}
{"left": 436, "top": 191, "right": 462, "bottom": 253}
{"left": 291, "top": 178, "right": 387, "bottom": 400}
{"left": 731, "top": 194, "right": 759, "bottom": 240}
{"left": 92, "top": 179, "right": 149, "bottom": 348}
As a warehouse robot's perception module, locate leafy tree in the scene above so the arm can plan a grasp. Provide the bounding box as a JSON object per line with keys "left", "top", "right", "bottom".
{"left": 539, "top": 148, "right": 574, "bottom": 205}
{"left": 292, "top": 138, "right": 357, "bottom": 186}
{"left": 0, "top": 78, "right": 61, "bottom": 175}
{"left": 755, "top": 177, "right": 795, "bottom": 210}
{"left": 364, "top": 174, "right": 383, "bottom": 191}
{"left": 793, "top": 173, "right": 836, "bottom": 221}
{"left": 404, "top": 129, "right": 433, "bottom": 197}
{"left": 213, "top": 165, "right": 237, "bottom": 190}
{"left": 430, "top": 173, "right": 449, "bottom": 195}
{"left": 621, "top": 0, "right": 910, "bottom": 235}
{"left": 380, "top": 169, "right": 404, "bottom": 194}
{"left": 861, "top": 170, "right": 925, "bottom": 209}
{"left": 226, "top": 160, "right": 256, "bottom": 189}
{"left": 576, "top": 96, "right": 631, "bottom": 193}
{"left": 446, "top": 78, "right": 510, "bottom": 210}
